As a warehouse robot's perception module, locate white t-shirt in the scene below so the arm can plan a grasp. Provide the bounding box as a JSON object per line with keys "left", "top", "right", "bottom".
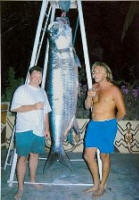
{"left": 11, "top": 84, "right": 51, "bottom": 137}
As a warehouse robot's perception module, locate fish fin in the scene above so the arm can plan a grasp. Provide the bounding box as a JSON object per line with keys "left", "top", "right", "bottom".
{"left": 58, "top": 151, "right": 72, "bottom": 170}
{"left": 66, "top": 118, "right": 82, "bottom": 144}
{"left": 43, "top": 152, "right": 58, "bottom": 173}
{"left": 43, "top": 151, "right": 72, "bottom": 173}
{"left": 67, "top": 129, "right": 74, "bottom": 145}
{"left": 73, "top": 119, "right": 88, "bottom": 135}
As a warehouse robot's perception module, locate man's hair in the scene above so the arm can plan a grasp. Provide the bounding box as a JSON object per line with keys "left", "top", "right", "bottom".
{"left": 92, "top": 61, "right": 113, "bottom": 81}
{"left": 29, "top": 66, "right": 42, "bottom": 75}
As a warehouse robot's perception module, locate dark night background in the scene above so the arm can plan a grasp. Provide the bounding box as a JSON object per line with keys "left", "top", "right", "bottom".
{"left": 1, "top": 1, "right": 139, "bottom": 96}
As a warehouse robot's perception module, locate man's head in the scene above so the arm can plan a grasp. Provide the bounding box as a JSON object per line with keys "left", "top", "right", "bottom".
{"left": 29, "top": 66, "right": 42, "bottom": 75}
{"left": 29, "top": 66, "right": 43, "bottom": 87}
{"left": 92, "top": 61, "right": 113, "bottom": 83}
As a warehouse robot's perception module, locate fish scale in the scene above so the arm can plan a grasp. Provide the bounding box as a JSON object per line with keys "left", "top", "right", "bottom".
{"left": 44, "top": 16, "right": 80, "bottom": 170}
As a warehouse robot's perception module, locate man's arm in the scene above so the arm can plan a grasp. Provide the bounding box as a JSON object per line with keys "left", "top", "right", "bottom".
{"left": 45, "top": 113, "right": 50, "bottom": 137}
{"left": 85, "top": 96, "right": 93, "bottom": 110}
{"left": 113, "top": 86, "right": 126, "bottom": 121}
{"left": 11, "top": 102, "right": 44, "bottom": 113}
{"left": 85, "top": 88, "right": 97, "bottom": 109}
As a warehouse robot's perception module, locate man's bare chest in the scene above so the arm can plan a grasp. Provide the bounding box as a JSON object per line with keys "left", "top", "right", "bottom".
{"left": 95, "top": 89, "right": 114, "bottom": 104}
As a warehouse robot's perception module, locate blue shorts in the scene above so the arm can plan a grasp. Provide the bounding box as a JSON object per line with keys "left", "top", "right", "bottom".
{"left": 15, "top": 130, "right": 45, "bottom": 156}
{"left": 84, "top": 119, "right": 117, "bottom": 153}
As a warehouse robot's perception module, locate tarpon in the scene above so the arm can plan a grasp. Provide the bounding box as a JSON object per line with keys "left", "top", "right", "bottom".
{"left": 44, "top": 16, "right": 80, "bottom": 170}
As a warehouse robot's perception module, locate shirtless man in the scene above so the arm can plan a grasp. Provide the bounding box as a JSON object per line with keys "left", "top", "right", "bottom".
{"left": 84, "top": 61, "right": 126, "bottom": 196}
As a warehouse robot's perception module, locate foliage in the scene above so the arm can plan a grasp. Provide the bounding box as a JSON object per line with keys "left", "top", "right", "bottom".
{"left": 119, "top": 81, "right": 139, "bottom": 120}
{"left": 76, "top": 83, "right": 90, "bottom": 119}
{"left": 121, "top": 2, "right": 138, "bottom": 41}
{"left": 2, "top": 67, "right": 24, "bottom": 101}
{"left": 76, "top": 67, "right": 90, "bottom": 119}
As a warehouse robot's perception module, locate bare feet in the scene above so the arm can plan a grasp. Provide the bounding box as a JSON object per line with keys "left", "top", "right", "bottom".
{"left": 30, "top": 182, "right": 43, "bottom": 190}
{"left": 84, "top": 185, "right": 99, "bottom": 193}
{"left": 14, "top": 190, "right": 23, "bottom": 200}
{"left": 93, "top": 186, "right": 106, "bottom": 197}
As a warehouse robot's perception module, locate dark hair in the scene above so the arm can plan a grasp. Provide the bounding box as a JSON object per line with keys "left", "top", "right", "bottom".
{"left": 29, "top": 66, "right": 42, "bottom": 75}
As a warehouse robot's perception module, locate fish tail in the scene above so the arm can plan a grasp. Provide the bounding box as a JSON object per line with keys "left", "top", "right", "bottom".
{"left": 43, "top": 150, "right": 72, "bottom": 173}
{"left": 58, "top": 151, "right": 72, "bottom": 169}
{"left": 43, "top": 151, "right": 58, "bottom": 173}
{"left": 73, "top": 119, "right": 88, "bottom": 135}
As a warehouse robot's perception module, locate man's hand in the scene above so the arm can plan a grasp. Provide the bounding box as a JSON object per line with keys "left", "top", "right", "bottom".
{"left": 45, "top": 129, "right": 50, "bottom": 138}
{"left": 11, "top": 102, "right": 44, "bottom": 113}
{"left": 85, "top": 88, "right": 97, "bottom": 110}
{"left": 34, "top": 102, "right": 44, "bottom": 110}
{"left": 87, "top": 89, "right": 96, "bottom": 98}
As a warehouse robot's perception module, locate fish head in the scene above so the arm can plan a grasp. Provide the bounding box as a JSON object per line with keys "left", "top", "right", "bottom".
{"left": 56, "top": 16, "right": 70, "bottom": 26}
{"left": 48, "top": 22, "right": 59, "bottom": 37}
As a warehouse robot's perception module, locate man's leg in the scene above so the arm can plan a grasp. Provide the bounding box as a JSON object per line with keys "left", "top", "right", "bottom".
{"left": 29, "top": 153, "right": 39, "bottom": 183}
{"left": 84, "top": 148, "right": 100, "bottom": 192}
{"left": 15, "top": 156, "right": 27, "bottom": 200}
{"left": 100, "top": 153, "right": 110, "bottom": 188}
{"left": 29, "top": 153, "right": 42, "bottom": 189}
{"left": 94, "top": 153, "right": 110, "bottom": 196}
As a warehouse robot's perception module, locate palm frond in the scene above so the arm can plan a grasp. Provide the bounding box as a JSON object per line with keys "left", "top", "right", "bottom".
{"left": 121, "top": 2, "right": 138, "bottom": 41}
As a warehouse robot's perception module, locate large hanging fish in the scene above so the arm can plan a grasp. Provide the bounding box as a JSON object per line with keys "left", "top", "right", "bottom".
{"left": 44, "top": 16, "right": 81, "bottom": 171}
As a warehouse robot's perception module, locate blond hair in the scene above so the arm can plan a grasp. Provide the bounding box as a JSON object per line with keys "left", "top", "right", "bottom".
{"left": 92, "top": 61, "right": 113, "bottom": 82}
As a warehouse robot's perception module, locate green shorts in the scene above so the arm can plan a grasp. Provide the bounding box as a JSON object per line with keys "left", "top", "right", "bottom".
{"left": 15, "top": 130, "right": 45, "bottom": 156}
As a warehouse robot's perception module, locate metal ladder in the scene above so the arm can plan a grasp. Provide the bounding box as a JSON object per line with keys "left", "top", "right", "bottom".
{"left": 5, "top": 0, "right": 102, "bottom": 187}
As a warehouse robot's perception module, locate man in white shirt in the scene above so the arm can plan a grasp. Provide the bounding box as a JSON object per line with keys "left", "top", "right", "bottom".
{"left": 11, "top": 66, "right": 51, "bottom": 200}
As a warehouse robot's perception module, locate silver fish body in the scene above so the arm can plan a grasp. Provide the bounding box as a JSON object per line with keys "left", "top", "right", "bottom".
{"left": 44, "top": 17, "right": 80, "bottom": 168}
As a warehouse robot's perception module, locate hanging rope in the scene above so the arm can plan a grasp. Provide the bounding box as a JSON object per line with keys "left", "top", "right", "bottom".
{"left": 58, "top": 0, "right": 71, "bottom": 12}
{"left": 73, "top": 15, "right": 79, "bottom": 46}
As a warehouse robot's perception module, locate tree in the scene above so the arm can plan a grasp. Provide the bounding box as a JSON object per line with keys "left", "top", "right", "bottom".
{"left": 2, "top": 67, "right": 24, "bottom": 101}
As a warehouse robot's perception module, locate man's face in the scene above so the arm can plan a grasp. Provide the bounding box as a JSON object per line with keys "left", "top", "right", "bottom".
{"left": 29, "top": 70, "right": 42, "bottom": 86}
{"left": 92, "top": 66, "right": 107, "bottom": 83}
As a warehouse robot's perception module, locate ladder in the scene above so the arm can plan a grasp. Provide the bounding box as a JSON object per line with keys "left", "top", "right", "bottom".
{"left": 5, "top": 0, "right": 102, "bottom": 187}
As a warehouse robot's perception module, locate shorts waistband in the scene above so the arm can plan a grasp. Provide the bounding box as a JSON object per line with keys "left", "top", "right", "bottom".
{"left": 91, "top": 118, "right": 116, "bottom": 123}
